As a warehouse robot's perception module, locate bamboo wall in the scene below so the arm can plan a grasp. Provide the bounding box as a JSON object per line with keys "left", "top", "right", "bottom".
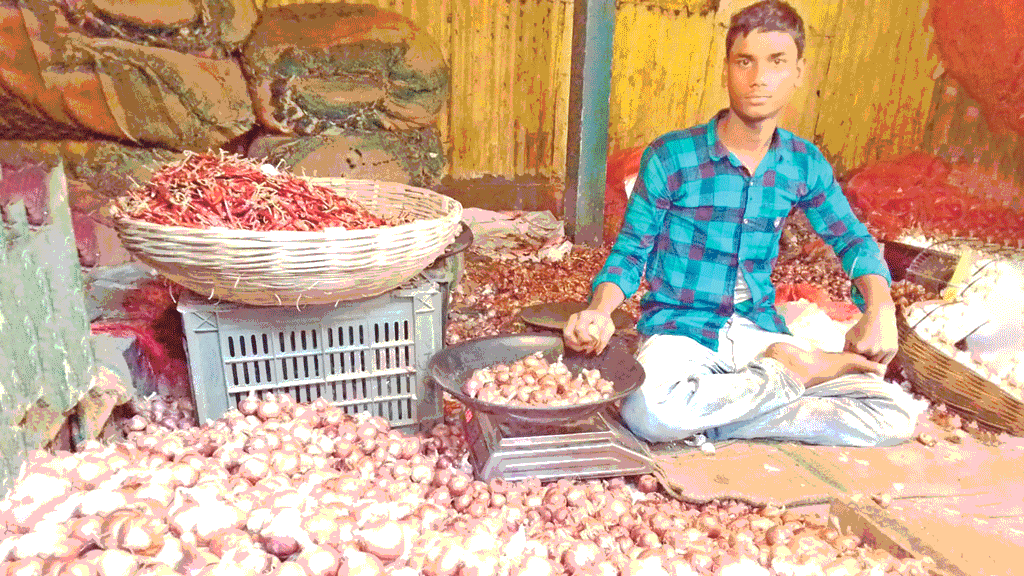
{"left": 266, "top": 0, "right": 1016, "bottom": 187}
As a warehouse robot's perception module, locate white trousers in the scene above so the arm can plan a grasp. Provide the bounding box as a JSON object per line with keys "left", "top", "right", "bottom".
{"left": 620, "top": 314, "right": 926, "bottom": 446}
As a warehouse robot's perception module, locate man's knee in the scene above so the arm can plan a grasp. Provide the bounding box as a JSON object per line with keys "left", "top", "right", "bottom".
{"left": 860, "top": 388, "right": 926, "bottom": 447}
{"left": 621, "top": 389, "right": 675, "bottom": 443}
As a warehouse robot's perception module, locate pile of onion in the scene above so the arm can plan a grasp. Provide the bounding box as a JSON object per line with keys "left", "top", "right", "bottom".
{"left": 0, "top": 392, "right": 936, "bottom": 576}
{"left": 463, "top": 352, "right": 615, "bottom": 407}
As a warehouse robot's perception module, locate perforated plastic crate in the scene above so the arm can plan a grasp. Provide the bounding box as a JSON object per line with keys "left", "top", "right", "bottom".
{"left": 177, "top": 275, "right": 444, "bottom": 432}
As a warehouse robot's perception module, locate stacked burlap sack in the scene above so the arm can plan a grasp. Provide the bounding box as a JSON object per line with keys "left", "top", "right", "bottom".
{"left": 0, "top": 0, "right": 450, "bottom": 264}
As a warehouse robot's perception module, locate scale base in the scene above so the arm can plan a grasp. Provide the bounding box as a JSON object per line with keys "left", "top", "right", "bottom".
{"left": 462, "top": 408, "right": 653, "bottom": 482}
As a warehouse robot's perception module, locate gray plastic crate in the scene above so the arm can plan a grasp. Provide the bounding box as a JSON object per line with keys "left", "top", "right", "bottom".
{"left": 177, "top": 275, "right": 444, "bottom": 433}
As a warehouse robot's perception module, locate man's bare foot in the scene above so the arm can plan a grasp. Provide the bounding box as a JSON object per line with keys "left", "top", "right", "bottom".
{"left": 762, "top": 342, "right": 886, "bottom": 388}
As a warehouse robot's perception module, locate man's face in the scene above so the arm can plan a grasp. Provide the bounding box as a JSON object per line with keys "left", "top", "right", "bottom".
{"left": 725, "top": 29, "right": 804, "bottom": 124}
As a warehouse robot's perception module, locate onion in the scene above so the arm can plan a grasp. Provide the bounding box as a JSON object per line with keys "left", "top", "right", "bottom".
{"left": 460, "top": 554, "right": 499, "bottom": 576}
{"left": 4, "top": 558, "right": 45, "bottom": 576}
{"left": 333, "top": 438, "right": 355, "bottom": 459}
{"left": 338, "top": 548, "right": 384, "bottom": 576}
{"left": 637, "top": 475, "right": 659, "bottom": 494}
{"left": 355, "top": 521, "right": 407, "bottom": 561}
{"left": 698, "top": 514, "right": 723, "bottom": 538}
{"left": 294, "top": 544, "right": 342, "bottom": 576}
{"left": 563, "top": 541, "right": 605, "bottom": 572}
{"left": 410, "top": 464, "right": 434, "bottom": 484}
{"left": 115, "top": 515, "right": 166, "bottom": 556}
{"left": 267, "top": 561, "right": 308, "bottom": 576}
{"left": 256, "top": 399, "right": 282, "bottom": 421}
{"left": 357, "top": 423, "right": 378, "bottom": 441}
{"left": 623, "top": 555, "right": 671, "bottom": 576}
{"left": 716, "top": 555, "right": 769, "bottom": 575}
{"left": 71, "top": 516, "right": 103, "bottom": 542}
{"left": 261, "top": 533, "right": 301, "bottom": 558}
{"left": 270, "top": 451, "right": 301, "bottom": 476}
{"left": 448, "top": 473, "right": 471, "bottom": 497}
{"left": 422, "top": 541, "right": 465, "bottom": 576}
{"left": 401, "top": 437, "right": 422, "bottom": 459}
{"left": 209, "top": 529, "right": 256, "bottom": 557}
{"left": 238, "top": 455, "right": 271, "bottom": 484}
{"left": 94, "top": 548, "right": 139, "bottom": 576}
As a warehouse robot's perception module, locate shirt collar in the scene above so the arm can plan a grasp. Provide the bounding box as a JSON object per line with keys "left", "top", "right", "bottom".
{"left": 706, "top": 108, "right": 789, "bottom": 165}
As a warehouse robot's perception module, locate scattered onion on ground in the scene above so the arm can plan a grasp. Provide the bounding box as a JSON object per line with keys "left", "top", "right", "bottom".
{"left": 0, "top": 392, "right": 939, "bottom": 576}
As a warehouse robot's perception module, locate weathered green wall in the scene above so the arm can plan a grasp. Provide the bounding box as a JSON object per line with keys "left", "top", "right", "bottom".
{"left": 0, "top": 163, "right": 95, "bottom": 496}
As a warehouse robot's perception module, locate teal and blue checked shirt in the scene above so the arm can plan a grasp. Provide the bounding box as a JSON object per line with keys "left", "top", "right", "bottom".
{"left": 593, "top": 110, "right": 891, "bottom": 351}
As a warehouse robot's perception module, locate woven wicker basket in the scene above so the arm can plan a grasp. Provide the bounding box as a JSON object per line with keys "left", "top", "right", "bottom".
{"left": 110, "top": 177, "right": 463, "bottom": 306}
{"left": 896, "top": 311, "right": 1024, "bottom": 435}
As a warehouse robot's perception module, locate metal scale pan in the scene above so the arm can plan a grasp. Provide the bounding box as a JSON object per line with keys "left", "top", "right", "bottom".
{"left": 428, "top": 333, "right": 654, "bottom": 481}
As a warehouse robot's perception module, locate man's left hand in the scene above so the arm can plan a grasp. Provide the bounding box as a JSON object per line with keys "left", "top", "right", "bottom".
{"left": 844, "top": 305, "right": 898, "bottom": 365}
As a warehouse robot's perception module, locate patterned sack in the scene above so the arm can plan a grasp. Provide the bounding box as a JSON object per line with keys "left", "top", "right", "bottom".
{"left": 0, "top": 1, "right": 254, "bottom": 149}
{"left": 241, "top": 2, "right": 449, "bottom": 134}
{"left": 247, "top": 126, "right": 447, "bottom": 189}
{"left": 26, "top": 0, "right": 258, "bottom": 56}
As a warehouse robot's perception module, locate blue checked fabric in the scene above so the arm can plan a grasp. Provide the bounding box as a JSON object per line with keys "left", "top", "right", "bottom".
{"left": 593, "top": 110, "right": 891, "bottom": 351}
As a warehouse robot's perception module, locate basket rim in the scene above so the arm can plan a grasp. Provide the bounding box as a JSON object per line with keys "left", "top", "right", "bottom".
{"left": 107, "top": 178, "right": 463, "bottom": 240}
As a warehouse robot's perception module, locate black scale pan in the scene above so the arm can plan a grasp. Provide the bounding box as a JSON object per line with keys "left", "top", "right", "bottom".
{"left": 428, "top": 333, "right": 645, "bottom": 425}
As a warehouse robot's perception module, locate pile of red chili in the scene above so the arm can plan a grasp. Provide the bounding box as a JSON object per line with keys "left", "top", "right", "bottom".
{"left": 118, "top": 151, "right": 399, "bottom": 232}
{"left": 843, "top": 152, "right": 1024, "bottom": 248}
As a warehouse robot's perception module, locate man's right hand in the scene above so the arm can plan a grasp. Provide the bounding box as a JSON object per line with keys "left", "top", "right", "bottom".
{"left": 564, "top": 309, "right": 615, "bottom": 355}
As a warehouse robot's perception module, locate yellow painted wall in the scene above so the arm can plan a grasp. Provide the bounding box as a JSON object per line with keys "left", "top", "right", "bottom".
{"left": 264, "top": 0, "right": 947, "bottom": 181}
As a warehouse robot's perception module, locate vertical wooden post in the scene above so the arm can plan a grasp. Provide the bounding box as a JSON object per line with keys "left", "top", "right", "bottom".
{"left": 564, "top": 0, "right": 616, "bottom": 246}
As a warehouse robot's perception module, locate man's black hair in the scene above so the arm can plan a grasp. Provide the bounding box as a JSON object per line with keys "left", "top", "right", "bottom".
{"left": 726, "top": 0, "right": 805, "bottom": 60}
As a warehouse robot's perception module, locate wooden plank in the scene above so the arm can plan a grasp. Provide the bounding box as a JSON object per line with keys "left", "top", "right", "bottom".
{"left": 0, "top": 162, "right": 94, "bottom": 499}
{"left": 831, "top": 493, "right": 1023, "bottom": 576}
{"left": 0, "top": 424, "right": 29, "bottom": 497}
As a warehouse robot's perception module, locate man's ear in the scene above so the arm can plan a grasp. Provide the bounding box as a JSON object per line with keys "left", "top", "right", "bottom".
{"left": 795, "top": 57, "right": 806, "bottom": 88}
{"left": 722, "top": 57, "right": 729, "bottom": 88}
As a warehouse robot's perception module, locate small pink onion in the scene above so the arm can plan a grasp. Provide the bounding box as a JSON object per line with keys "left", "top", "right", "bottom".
{"left": 293, "top": 544, "right": 342, "bottom": 576}
{"left": 238, "top": 394, "right": 260, "bottom": 416}
{"left": 355, "top": 521, "right": 407, "bottom": 561}
{"left": 337, "top": 548, "right": 383, "bottom": 576}
{"left": 256, "top": 400, "right": 282, "bottom": 421}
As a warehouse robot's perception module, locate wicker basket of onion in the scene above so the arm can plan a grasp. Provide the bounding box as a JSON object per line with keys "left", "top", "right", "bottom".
{"left": 895, "top": 247, "right": 1024, "bottom": 435}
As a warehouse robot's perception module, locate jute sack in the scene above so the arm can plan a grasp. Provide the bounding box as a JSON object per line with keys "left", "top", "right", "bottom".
{"left": 241, "top": 2, "right": 449, "bottom": 134}
{"left": 0, "top": 2, "right": 254, "bottom": 150}
{"left": 56, "top": 0, "right": 261, "bottom": 55}
{"left": 247, "top": 126, "right": 447, "bottom": 189}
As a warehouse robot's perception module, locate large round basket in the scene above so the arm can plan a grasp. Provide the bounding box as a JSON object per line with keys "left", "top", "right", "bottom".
{"left": 110, "top": 178, "right": 463, "bottom": 306}
{"left": 896, "top": 311, "right": 1024, "bottom": 436}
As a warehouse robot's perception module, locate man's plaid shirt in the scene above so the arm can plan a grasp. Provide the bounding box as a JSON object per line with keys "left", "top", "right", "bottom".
{"left": 593, "top": 110, "right": 891, "bottom": 351}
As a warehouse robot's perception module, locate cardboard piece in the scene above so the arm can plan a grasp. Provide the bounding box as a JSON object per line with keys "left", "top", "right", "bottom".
{"left": 653, "top": 417, "right": 1024, "bottom": 507}
{"left": 77, "top": 366, "right": 131, "bottom": 441}
{"left": 653, "top": 441, "right": 842, "bottom": 506}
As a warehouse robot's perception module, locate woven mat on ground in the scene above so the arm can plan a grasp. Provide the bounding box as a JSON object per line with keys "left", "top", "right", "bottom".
{"left": 248, "top": 126, "right": 447, "bottom": 189}
{"left": 0, "top": 3, "right": 253, "bottom": 149}
{"left": 241, "top": 2, "right": 449, "bottom": 134}
{"left": 650, "top": 415, "right": 1024, "bottom": 508}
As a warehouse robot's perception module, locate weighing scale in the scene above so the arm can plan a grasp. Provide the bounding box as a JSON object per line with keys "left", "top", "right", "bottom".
{"left": 428, "top": 333, "right": 654, "bottom": 481}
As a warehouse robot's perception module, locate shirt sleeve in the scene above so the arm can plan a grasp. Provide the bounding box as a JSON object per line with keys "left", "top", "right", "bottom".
{"left": 797, "top": 148, "right": 892, "bottom": 310}
{"left": 591, "top": 144, "right": 671, "bottom": 299}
